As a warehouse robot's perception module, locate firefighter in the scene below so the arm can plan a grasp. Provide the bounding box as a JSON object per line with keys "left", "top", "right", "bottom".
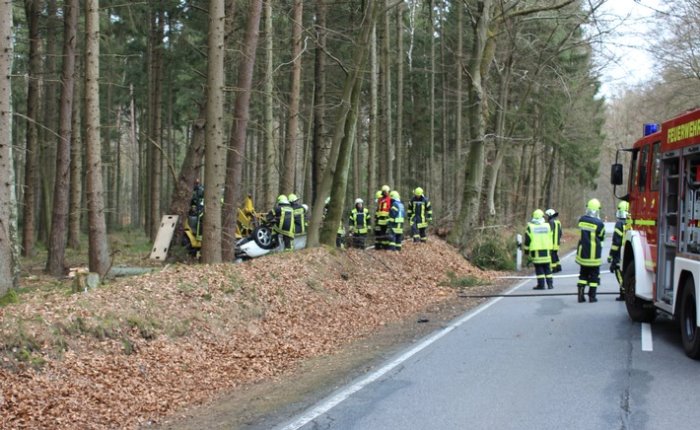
{"left": 267, "top": 195, "right": 295, "bottom": 250}
{"left": 408, "top": 187, "right": 433, "bottom": 243}
{"left": 608, "top": 200, "right": 629, "bottom": 301}
{"left": 373, "top": 190, "right": 383, "bottom": 248}
{"left": 575, "top": 198, "right": 606, "bottom": 303}
{"left": 545, "top": 208, "right": 562, "bottom": 273}
{"left": 524, "top": 209, "right": 554, "bottom": 290}
{"left": 349, "top": 198, "right": 370, "bottom": 249}
{"left": 288, "top": 193, "right": 306, "bottom": 236}
{"left": 375, "top": 185, "right": 392, "bottom": 249}
{"left": 388, "top": 190, "right": 405, "bottom": 251}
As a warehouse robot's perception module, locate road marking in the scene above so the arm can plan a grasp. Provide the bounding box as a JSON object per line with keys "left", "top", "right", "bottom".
{"left": 275, "top": 280, "right": 528, "bottom": 430}
{"left": 641, "top": 323, "right": 653, "bottom": 351}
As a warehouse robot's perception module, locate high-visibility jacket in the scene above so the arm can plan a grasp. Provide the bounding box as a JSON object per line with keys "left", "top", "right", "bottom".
{"left": 269, "top": 204, "right": 295, "bottom": 238}
{"left": 376, "top": 195, "right": 391, "bottom": 226}
{"left": 388, "top": 200, "right": 405, "bottom": 234}
{"left": 350, "top": 207, "right": 370, "bottom": 234}
{"left": 609, "top": 218, "right": 625, "bottom": 262}
{"left": 290, "top": 202, "right": 306, "bottom": 235}
{"left": 408, "top": 196, "right": 432, "bottom": 228}
{"left": 549, "top": 218, "right": 562, "bottom": 251}
{"left": 575, "top": 214, "right": 605, "bottom": 267}
{"left": 524, "top": 221, "right": 552, "bottom": 264}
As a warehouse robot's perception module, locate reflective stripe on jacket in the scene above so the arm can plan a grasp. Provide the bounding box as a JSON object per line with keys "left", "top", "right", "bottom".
{"left": 524, "top": 221, "right": 552, "bottom": 264}
{"left": 291, "top": 202, "right": 306, "bottom": 235}
{"left": 609, "top": 219, "right": 625, "bottom": 261}
{"left": 376, "top": 196, "right": 391, "bottom": 225}
{"left": 408, "top": 197, "right": 432, "bottom": 228}
{"left": 550, "top": 219, "right": 562, "bottom": 251}
{"left": 388, "top": 200, "right": 405, "bottom": 233}
{"left": 575, "top": 214, "right": 605, "bottom": 267}
{"left": 272, "top": 204, "right": 295, "bottom": 238}
{"left": 350, "top": 207, "right": 370, "bottom": 234}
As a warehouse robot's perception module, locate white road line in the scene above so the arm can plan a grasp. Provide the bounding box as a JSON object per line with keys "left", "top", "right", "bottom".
{"left": 275, "top": 279, "right": 529, "bottom": 430}
{"left": 641, "top": 323, "right": 653, "bottom": 351}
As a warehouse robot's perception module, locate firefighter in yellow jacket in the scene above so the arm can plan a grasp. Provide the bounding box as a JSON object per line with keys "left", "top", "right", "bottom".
{"left": 524, "top": 209, "right": 554, "bottom": 290}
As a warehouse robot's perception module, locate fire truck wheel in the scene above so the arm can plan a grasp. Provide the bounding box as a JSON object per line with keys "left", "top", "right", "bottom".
{"left": 623, "top": 263, "right": 656, "bottom": 323}
{"left": 680, "top": 279, "right": 700, "bottom": 359}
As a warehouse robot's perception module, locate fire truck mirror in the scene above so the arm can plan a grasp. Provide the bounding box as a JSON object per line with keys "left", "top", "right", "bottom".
{"left": 611, "top": 163, "right": 624, "bottom": 185}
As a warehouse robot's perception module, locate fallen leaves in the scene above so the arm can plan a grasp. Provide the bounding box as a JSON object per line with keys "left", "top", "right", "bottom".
{"left": 0, "top": 237, "right": 503, "bottom": 429}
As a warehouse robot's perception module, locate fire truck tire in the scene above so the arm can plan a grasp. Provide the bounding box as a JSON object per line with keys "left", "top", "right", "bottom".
{"left": 623, "top": 263, "right": 656, "bottom": 323}
{"left": 680, "top": 280, "right": 700, "bottom": 359}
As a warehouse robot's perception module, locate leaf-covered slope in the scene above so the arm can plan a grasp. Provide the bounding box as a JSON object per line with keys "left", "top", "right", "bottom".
{"left": 0, "top": 238, "right": 498, "bottom": 429}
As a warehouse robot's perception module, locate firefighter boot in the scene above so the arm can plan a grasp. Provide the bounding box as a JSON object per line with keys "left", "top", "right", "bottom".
{"left": 588, "top": 288, "right": 598, "bottom": 303}
{"left": 578, "top": 286, "right": 586, "bottom": 303}
{"left": 616, "top": 289, "right": 625, "bottom": 301}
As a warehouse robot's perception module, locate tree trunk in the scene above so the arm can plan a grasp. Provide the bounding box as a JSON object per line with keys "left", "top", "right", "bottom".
{"left": 380, "top": 1, "right": 393, "bottom": 186}
{"left": 307, "top": 1, "right": 377, "bottom": 247}
{"left": 455, "top": 1, "right": 463, "bottom": 214}
{"left": 368, "top": 23, "right": 378, "bottom": 203}
{"left": 429, "top": 6, "right": 435, "bottom": 198}
{"left": 222, "top": 0, "right": 263, "bottom": 260}
{"left": 85, "top": 0, "right": 111, "bottom": 277}
{"left": 201, "top": 0, "right": 226, "bottom": 264}
{"left": 67, "top": 56, "right": 82, "bottom": 249}
{"left": 263, "top": 0, "right": 276, "bottom": 209}
{"left": 281, "top": 0, "right": 303, "bottom": 194}
{"left": 320, "top": 75, "right": 363, "bottom": 246}
{"left": 128, "top": 84, "right": 140, "bottom": 230}
{"left": 486, "top": 52, "right": 512, "bottom": 217}
{"left": 22, "top": 0, "right": 42, "bottom": 257}
{"left": 168, "top": 104, "right": 206, "bottom": 250}
{"left": 311, "top": 0, "right": 327, "bottom": 203}
{"left": 449, "top": 0, "right": 494, "bottom": 248}
{"left": 46, "top": 0, "right": 78, "bottom": 276}
{"left": 148, "top": 8, "right": 164, "bottom": 241}
{"left": 0, "top": 0, "right": 18, "bottom": 295}
{"left": 39, "top": 0, "right": 59, "bottom": 245}
{"left": 395, "top": 2, "right": 404, "bottom": 192}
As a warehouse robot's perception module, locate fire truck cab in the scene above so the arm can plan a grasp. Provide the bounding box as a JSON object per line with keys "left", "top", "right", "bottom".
{"left": 611, "top": 108, "right": 700, "bottom": 359}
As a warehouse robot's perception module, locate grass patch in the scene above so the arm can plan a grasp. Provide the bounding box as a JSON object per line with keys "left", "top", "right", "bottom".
{"left": 126, "top": 315, "right": 159, "bottom": 340}
{"left": 470, "top": 234, "right": 515, "bottom": 271}
{"left": 0, "top": 290, "right": 19, "bottom": 307}
{"left": 443, "top": 271, "right": 486, "bottom": 288}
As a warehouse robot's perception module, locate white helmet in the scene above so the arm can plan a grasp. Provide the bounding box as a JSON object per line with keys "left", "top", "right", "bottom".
{"left": 302, "top": 204, "right": 309, "bottom": 212}
{"left": 355, "top": 198, "right": 363, "bottom": 205}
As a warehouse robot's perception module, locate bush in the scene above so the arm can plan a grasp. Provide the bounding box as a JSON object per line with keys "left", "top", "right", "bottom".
{"left": 470, "top": 234, "right": 514, "bottom": 270}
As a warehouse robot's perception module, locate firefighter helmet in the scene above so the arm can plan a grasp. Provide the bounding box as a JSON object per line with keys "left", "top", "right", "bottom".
{"left": 414, "top": 187, "right": 424, "bottom": 196}
{"left": 545, "top": 208, "right": 557, "bottom": 217}
{"left": 390, "top": 190, "right": 400, "bottom": 200}
{"left": 277, "top": 195, "right": 289, "bottom": 205}
{"left": 532, "top": 209, "right": 545, "bottom": 220}
{"left": 381, "top": 184, "right": 391, "bottom": 194}
{"left": 617, "top": 201, "right": 629, "bottom": 212}
{"left": 355, "top": 198, "right": 363, "bottom": 205}
{"left": 587, "top": 198, "right": 601, "bottom": 212}
{"left": 288, "top": 193, "right": 298, "bottom": 203}
{"left": 375, "top": 190, "right": 382, "bottom": 199}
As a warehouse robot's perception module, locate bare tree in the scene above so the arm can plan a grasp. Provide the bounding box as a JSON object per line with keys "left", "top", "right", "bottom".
{"left": 0, "top": 0, "right": 18, "bottom": 295}
{"left": 85, "top": 0, "right": 111, "bottom": 277}
{"left": 262, "top": 0, "right": 277, "bottom": 208}
{"left": 201, "top": 0, "right": 226, "bottom": 264}
{"left": 46, "top": 0, "right": 78, "bottom": 276}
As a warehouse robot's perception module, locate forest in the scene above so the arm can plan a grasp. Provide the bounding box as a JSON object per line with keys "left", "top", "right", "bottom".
{"left": 1, "top": 0, "right": 695, "bottom": 297}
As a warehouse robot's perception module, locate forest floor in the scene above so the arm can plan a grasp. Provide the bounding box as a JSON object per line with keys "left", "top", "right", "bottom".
{"left": 0, "top": 232, "right": 576, "bottom": 429}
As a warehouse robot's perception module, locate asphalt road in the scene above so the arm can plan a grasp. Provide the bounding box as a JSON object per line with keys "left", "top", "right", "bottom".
{"left": 270, "top": 226, "right": 700, "bottom": 430}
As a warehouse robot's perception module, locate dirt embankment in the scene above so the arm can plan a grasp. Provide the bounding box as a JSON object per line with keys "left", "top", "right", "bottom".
{"left": 0, "top": 238, "right": 507, "bottom": 429}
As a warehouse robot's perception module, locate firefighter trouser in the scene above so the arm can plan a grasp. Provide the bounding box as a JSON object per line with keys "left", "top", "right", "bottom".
{"left": 534, "top": 263, "right": 553, "bottom": 289}
{"left": 281, "top": 235, "right": 293, "bottom": 250}
{"left": 390, "top": 231, "right": 403, "bottom": 251}
{"left": 352, "top": 233, "right": 366, "bottom": 249}
{"left": 551, "top": 250, "right": 561, "bottom": 272}
{"left": 412, "top": 224, "right": 427, "bottom": 242}
{"left": 375, "top": 223, "right": 389, "bottom": 249}
{"left": 611, "top": 262, "right": 624, "bottom": 295}
{"left": 577, "top": 265, "right": 600, "bottom": 292}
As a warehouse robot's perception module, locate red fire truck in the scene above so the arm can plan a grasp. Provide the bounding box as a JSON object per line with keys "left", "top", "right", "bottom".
{"left": 611, "top": 107, "right": 700, "bottom": 359}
